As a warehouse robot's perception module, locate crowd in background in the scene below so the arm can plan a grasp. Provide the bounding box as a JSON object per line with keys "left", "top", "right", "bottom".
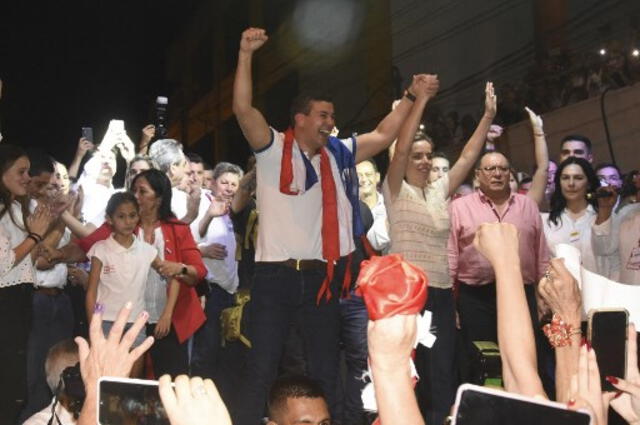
{"left": 2, "top": 26, "right": 640, "bottom": 425}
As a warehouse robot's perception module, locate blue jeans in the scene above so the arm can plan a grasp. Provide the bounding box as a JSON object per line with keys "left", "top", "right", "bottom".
{"left": 20, "top": 290, "right": 73, "bottom": 422}
{"left": 191, "top": 283, "right": 235, "bottom": 379}
{"left": 338, "top": 292, "right": 368, "bottom": 425}
{"left": 233, "top": 261, "right": 342, "bottom": 425}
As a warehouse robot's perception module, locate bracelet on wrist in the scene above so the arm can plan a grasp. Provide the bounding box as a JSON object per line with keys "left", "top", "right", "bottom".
{"left": 534, "top": 132, "right": 546, "bottom": 137}
{"left": 404, "top": 90, "right": 416, "bottom": 102}
{"left": 543, "top": 313, "right": 581, "bottom": 347}
{"left": 29, "top": 232, "right": 43, "bottom": 243}
{"left": 27, "top": 235, "right": 40, "bottom": 244}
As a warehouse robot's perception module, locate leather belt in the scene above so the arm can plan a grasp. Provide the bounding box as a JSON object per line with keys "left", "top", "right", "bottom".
{"left": 276, "top": 259, "right": 326, "bottom": 271}
{"left": 35, "top": 287, "right": 63, "bottom": 296}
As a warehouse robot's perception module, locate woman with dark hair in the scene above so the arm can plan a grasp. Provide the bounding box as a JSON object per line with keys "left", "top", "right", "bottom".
{"left": 0, "top": 144, "right": 53, "bottom": 421}
{"left": 44, "top": 169, "right": 218, "bottom": 377}
{"left": 542, "top": 157, "right": 600, "bottom": 272}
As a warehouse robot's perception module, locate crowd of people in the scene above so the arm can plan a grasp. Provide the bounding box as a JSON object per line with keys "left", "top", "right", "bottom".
{"left": 421, "top": 39, "right": 640, "bottom": 152}
{"left": 2, "top": 26, "right": 640, "bottom": 425}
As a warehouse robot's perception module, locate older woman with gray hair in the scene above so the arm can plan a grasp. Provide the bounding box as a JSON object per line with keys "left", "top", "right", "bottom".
{"left": 149, "top": 139, "right": 199, "bottom": 224}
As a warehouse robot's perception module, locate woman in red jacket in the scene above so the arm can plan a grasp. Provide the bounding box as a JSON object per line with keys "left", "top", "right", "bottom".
{"left": 48, "top": 169, "right": 209, "bottom": 377}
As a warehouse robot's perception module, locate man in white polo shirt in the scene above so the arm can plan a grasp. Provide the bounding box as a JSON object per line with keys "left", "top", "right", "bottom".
{"left": 232, "top": 27, "right": 432, "bottom": 425}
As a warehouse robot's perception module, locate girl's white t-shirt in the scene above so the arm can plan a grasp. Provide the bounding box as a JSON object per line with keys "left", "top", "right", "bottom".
{"left": 87, "top": 234, "right": 157, "bottom": 321}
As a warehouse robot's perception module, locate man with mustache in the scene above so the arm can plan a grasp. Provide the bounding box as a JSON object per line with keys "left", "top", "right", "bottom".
{"left": 448, "top": 151, "right": 549, "bottom": 385}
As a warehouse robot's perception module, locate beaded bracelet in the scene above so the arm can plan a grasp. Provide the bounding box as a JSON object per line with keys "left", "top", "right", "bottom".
{"left": 542, "top": 314, "right": 581, "bottom": 347}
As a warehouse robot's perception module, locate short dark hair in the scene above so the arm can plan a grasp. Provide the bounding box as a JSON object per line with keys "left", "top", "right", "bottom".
{"left": 432, "top": 151, "right": 449, "bottom": 161}
{"left": 413, "top": 130, "right": 435, "bottom": 150}
{"left": 290, "top": 92, "right": 334, "bottom": 127}
{"left": 594, "top": 162, "right": 621, "bottom": 178}
{"left": 359, "top": 158, "right": 379, "bottom": 173}
{"left": 267, "top": 375, "right": 326, "bottom": 421}
{"left": 25, "top": 148, "right": 54, "bottom": 177}
{"left": 186, "top": 152, "right": 204, "bottom": 164}
{"left": 561, "top": 134, "right": 592, "bottom": 153}
{"left": 105, "top": 192, "right": 139, "bottom": 218}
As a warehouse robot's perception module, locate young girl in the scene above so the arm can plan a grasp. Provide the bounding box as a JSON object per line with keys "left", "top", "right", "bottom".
{"left": 85, "top": 192, "right": 171, "bottom": 354}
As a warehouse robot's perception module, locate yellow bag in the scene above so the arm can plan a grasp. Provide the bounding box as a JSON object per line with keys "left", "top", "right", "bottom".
{"left": 220, "top": 288, "right": 252, "bottom": 348}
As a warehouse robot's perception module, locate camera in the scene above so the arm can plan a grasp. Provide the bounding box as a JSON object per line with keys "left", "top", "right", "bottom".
{"left": 155, "top": 96, "right": 169, "bottom": 138}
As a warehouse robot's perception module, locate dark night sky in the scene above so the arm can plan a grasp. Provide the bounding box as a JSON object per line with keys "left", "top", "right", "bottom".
{"left": 0, "top": 1, "right": 197, "bottom": 164}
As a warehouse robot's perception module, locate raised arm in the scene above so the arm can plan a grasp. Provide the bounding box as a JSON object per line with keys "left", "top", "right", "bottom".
{"left": 385, "top": 75, "right": 439, "bottom": 198}
{"left": 474, "top": 223, "right": 546, "bottom": 397}
{"left": 524, "top": 107, "right": 549, "bottom": 207}
{"left": 355, "top": 74, "right": 436, "bottom": 164}
{"left": 68, "top": 137, "right": 94, "bottom": 181}
{"left": 446, "top": 82, "right": 496, "bottom": 197}
{"left": 232, "top": 28, "right": 271, "bottom": 151}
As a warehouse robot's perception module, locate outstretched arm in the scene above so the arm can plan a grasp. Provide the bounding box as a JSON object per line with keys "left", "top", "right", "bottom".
{"left": 524, "top": 107, "right": 549, "bottom": 207}
{"left": 232, "top": 28, "right": 271, "bottom": 151}
{"left": 446, "top": 82, "right": 496, "bottom": 197}
{"left": 385, "top": 75, "right": 439, "bottom": 199}
{"left": 474, "top": 223, "right": 546, "bottom": 397}
{"left": 355, "top": 75, "right": 434, "bottom": 164}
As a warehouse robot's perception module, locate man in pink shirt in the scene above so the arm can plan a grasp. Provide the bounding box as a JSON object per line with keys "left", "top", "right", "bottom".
{"left": 448, "top": 151, "right": 549, "bottom": 382}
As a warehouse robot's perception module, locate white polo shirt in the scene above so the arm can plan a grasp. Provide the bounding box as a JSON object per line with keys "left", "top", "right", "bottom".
{"left": 87, "top": 234, "right": 158, "bottom": 321}
{"left": 254, "top": 129, "right": 356, "bottom": 262}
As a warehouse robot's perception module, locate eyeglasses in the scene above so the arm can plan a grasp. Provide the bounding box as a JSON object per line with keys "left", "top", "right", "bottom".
{"left": 480, "top": 166, "right": 510, "bottom": 174}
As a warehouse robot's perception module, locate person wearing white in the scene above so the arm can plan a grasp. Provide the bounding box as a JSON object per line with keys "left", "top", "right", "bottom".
{"left": 0, "top": 145, "right": 53, "bottom": 422}
{"left": 542, "top": 157, "right": 602, "bottom": 275}
{"left": 191, "top": 162, "right": 243, "bottom": 379}
{"left": 356, "top": 159, "right": 390, "bottom": 253}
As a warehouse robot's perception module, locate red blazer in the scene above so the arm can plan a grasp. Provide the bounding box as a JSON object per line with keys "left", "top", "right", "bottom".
{"left": 78, "top": 218, "right": 207, "bottom": 343}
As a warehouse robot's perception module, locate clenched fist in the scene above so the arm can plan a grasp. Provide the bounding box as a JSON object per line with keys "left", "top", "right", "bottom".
{"left": 240, "top": 27, "right": 268, "bottom": 53}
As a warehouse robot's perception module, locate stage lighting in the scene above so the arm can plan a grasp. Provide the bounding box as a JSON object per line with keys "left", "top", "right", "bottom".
{"left": 632, "top": 48, "right": 640, "bottom": 58}
{"left": 599, "top": 48, "right": 607, "bottom": 56}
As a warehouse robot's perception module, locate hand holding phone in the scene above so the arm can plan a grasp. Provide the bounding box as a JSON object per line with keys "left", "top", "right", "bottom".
{"left": 451, "top": 384, "right": 592, "bottom": 425}
{"left": 587, "top": 308, "right": 628, "bottom": 391}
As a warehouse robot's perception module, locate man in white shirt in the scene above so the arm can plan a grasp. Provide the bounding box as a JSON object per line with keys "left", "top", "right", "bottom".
{"left": 232, "top": 27, "right": 429, "bottom": 425}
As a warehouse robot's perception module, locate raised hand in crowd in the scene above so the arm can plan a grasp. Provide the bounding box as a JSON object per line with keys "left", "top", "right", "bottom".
{"left": 232, "top": 166, "right": 256, "bottom": 213}
{"left": 159, "top": 375, "right": 232, "bottom": 425}
{"left": 524, "top": 106, "right": 550, "bottom": 207}
{"left": 68, "top": 137, "right": 95, "bottom": 180}
{"left": 538, "top": 258, "right": 582, "bottom": 401}
{"left": 474, "top": 222, "right": 546, "bottom": 398}
{"left": 76, "top": 302, "right": 154, "bottom": 425}
{"left": 139, "top": 124, "right": 156, "bottom": 154}
{"left": 368, "top": 315, "right": 424, "bottom": 425}
{"left": 568, "top": 344, "right": 614, "bottom": 425}
{"left": 183, "top": 184, "right": 202, "bottom": 224}
{"left": 239, "top": 27, "right": 269, "bottom": 54}
{"left": 595, "top": 185, "right": 619, "bottom": 225}
{"left": 198, "top": 195, "right": 230, "bottom": 238}
{"left": 114, "top": 130, "right": 136, "bottom": 163}
{"left": 609, "top": 324, "right": 640, "bottom": 424}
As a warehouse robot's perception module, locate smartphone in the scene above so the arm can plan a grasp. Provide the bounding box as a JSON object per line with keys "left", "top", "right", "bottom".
{"left": 450, "top": 384, "right": 592, "bottom": 425}
{"left": 110, "top": 120, "right": 125, "bottom": 133}
{"left": 81, "top": 127, "right": 94, "bottom": 143}
{"left": 98, "top": 377, "right": 171, "bottom": 425}
{"left": 587, "top": 308, "right": 628, "bottom": 391}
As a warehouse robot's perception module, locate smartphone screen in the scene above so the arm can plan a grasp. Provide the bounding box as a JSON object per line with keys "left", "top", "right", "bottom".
{"left": 589, "top": 309, "right": 627, "bottom": 391}
{"left": 454, "top": 386, "right": 591, "bottom": 425}
{"left": 81, "top": 127, "right": 94, "bottom": 143}
{"left": 98, "top": 378, "right": 170, "bottom": 425}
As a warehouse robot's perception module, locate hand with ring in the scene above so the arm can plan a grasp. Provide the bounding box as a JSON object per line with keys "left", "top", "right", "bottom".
{"left": 538, "top": 258, "right": 582, "bottom": 323}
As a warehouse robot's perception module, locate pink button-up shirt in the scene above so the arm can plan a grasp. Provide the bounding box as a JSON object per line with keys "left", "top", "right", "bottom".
{"left": 448, "top": 190, "right": 549, "bottom": 285}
